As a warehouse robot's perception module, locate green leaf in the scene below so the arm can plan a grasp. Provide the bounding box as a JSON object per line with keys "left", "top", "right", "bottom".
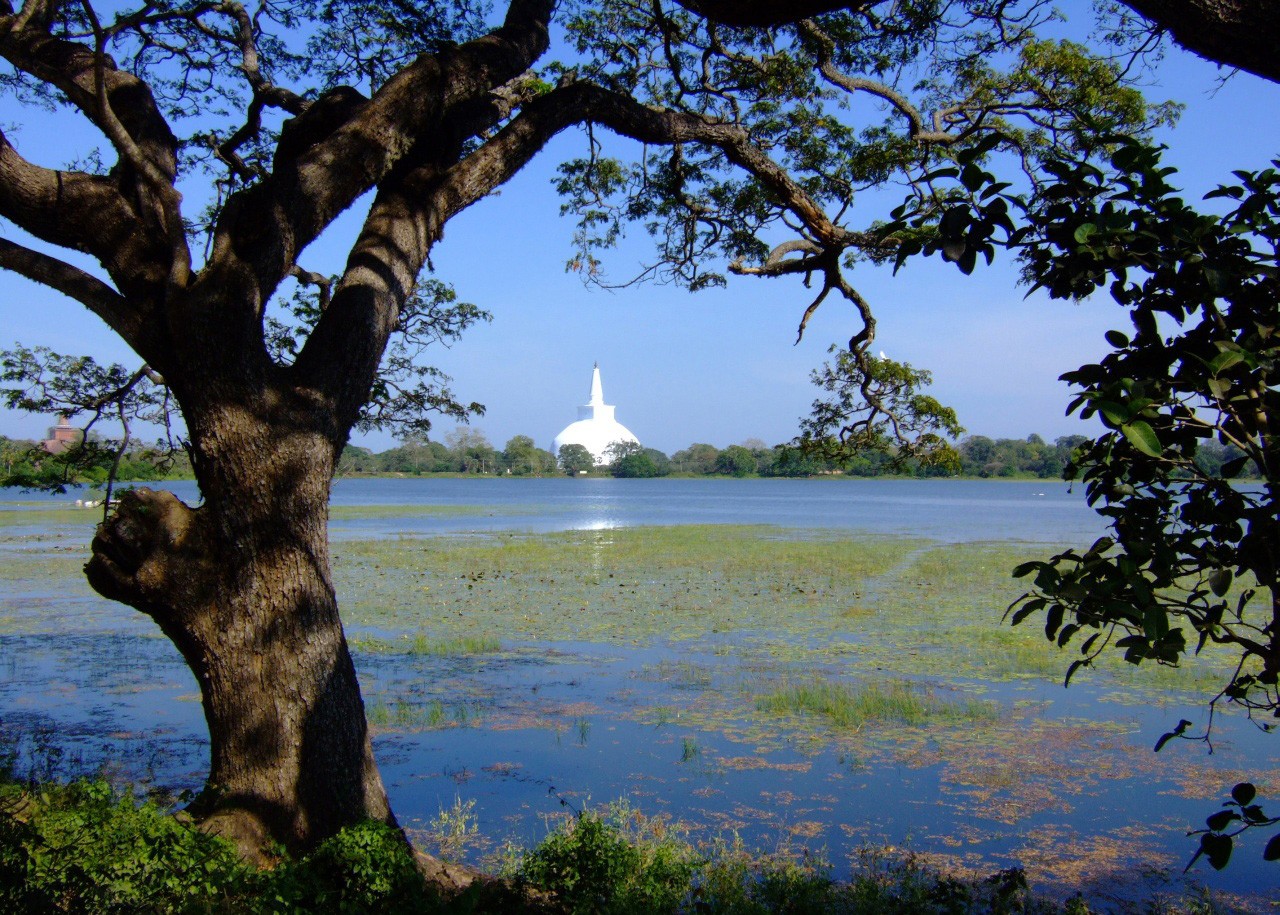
{"left": 1121, "top": 421, "right": 1162, "bottom": 457}
{"left": 1104, "top": 330, "right": 1129, "bottom": 348}
{"left": 1231, "top": 783, "right": 1257, "bottom": 806}
{"left": 1264, "top": 833, "right": 1280, "bottom": 861}
{"left": 1206, "top": 810, "right": 1237, "bottom": 832}
{"left": 1073, "top": 223, "right": 1097, "bottom": 244}
{"left": 1208, "top": 569, "right": 1233, "bottom": 598}
{"left": 1208, "top": 350, "right": 1244, "bottom": 374}
{"left": 1096, "top": 400, "right": 1130, "bottom": 426}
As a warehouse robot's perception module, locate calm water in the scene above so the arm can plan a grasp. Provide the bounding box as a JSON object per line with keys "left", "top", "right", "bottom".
{"left": 7, "top": 476, "right": 1109, "bottom": 542}
{"left": 2, "top": 478, "right": 1274, "bottom": 908}
{"left": 330, "top": 477, "right": 1107, "bottom": 542}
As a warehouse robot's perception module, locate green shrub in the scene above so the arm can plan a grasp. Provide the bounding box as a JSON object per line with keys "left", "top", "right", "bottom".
{"left": 518, "top": 805, "right": 697, "bottom": 914}
{"left": 0, "top": 779, "right": 245, "bottom": 914}
{"left": 252, "top": 820, "right": 429, "bottom": 915}
{"left": 0, "top": 779, "right": 439, "bottom": 915}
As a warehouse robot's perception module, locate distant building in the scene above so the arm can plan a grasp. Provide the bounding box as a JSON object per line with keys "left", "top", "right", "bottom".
{"left": 41, "top": 415, "right": 79, "bottom": 454}
{"left": 551, "top": 364, "right": 640, "bottom": 465}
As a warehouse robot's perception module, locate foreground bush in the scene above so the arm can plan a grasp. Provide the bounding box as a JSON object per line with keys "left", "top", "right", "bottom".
{"left": 0, "top": 778, "right": 438, "bottom": 914}
{"left": 0, "top": 780, "right": 1228, "bottom": 914}
{"left": 0, "top": 779, "right": 244, "bottom": 912}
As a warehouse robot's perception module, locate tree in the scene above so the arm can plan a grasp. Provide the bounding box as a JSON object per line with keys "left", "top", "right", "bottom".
{"left": 558, "top": 443, "right": 595, "bottom": 475}
{"left": 0, "top": 0, "right": 1167, "bottom": 861}
{"left": 446, "top": 427, "right": 496, "bottom": 474}
{"left": 501, "top": 433, "right": 554, "bottom": 475}
{"left": 714, "top": 444, "right": 756, "bottom": 477}
{"left": 800, "top": 347, "right": 963, "bottom": 473}
{"left": 671, "top": 443, "right": 720, "bottom": 476}
{"left": 612, "top": 451, "right": 662, "bottom": 478}
{"left": 603, "top": 439, "right": 643, "bottom": 467}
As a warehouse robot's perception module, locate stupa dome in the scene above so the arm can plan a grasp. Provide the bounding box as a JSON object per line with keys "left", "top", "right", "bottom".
{"left": 551, "top": 364, "right": 640, "bottom": 465}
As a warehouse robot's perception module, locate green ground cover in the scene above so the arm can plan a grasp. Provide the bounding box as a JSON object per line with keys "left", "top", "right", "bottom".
{"left": 332, "top": 527, "right": 1239, "bottom": 696}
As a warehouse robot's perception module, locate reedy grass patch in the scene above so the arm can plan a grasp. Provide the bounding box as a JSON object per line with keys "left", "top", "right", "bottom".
{"left": 351, "top": 632, "right": 502, "bottom": 657}
{"left": 756, "top": 679, "right": 1000, "bottom": 729}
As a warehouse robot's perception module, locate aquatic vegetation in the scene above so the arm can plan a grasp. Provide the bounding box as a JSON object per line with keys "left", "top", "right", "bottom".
{"left": 756, "top": 679, "right": 999, "bottom": 729}
{"left": 422, "top": 795, "right": 481, "bottom": 863}
{"left": 351, "top": 632, "right": 502, "bottom": 657}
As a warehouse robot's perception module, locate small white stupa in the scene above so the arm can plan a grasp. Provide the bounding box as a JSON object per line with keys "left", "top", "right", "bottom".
{"left": 552, "top": 363, "right": 640, "bottom": 465}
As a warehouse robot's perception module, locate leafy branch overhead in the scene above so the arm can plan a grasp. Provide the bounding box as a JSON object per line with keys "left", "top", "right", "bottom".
{"left": 882, "top": 132, "right": 1280, "bottom": 866}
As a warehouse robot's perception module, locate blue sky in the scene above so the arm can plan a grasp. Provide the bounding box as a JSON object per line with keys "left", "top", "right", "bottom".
{"left": 3, "top": 14, "right": 1279, "bottom": 456}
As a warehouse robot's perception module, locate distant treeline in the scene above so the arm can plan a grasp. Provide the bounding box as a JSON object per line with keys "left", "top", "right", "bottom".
{"left": 1, "top": 429, "right": 1254, "bottom": 487}
{"left": 339, "top": 431, "right": 1258, "bottom": 480}
{"left": 0, "top": 434, "right": 191, "bottom": 489}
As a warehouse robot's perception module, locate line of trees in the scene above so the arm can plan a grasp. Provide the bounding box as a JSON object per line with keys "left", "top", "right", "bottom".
{"left": 321, "top": 431, "right": 1258, "bottom": 480}
{"left": 0, "top": 433, "right": 190, "bottom": 490}
{"left": 4, "top": 427, "right": 1255, "bottom": 486}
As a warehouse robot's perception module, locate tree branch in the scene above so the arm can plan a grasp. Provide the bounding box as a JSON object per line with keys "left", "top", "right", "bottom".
{"left": 295, "top": 78, "right": 885, "bottom": 416}
{"left": 0, "top": 8, "right": 180, "bottom": 184}
{"left": 0, "top": 130, "right": 169, "bottom": 329}
{"left": 0, "top": 236, "right": 143, "bottom": 347}
{"left": 798, "top": 19, "right": 963, "bottom": 146}
{"left": 204, "top": 0, "right": 555, "bottom": 319}
{"left": 676, "top": 0, "right": 1280, "bottom": 85}
{"left": 78, "top": 0, "right": 190, "bottom": 290}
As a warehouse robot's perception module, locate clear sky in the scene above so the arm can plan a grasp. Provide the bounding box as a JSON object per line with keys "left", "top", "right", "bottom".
{"left": 3, "top": 11, "right": 1279, "bottom": 457}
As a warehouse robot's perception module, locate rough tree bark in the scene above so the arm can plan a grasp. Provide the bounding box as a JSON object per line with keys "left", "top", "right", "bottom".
{"left": 84, "top": 394, "right": 390, "bottom": 859}
{"left": 0, "top": 0, "right": 558, "bottom": 858}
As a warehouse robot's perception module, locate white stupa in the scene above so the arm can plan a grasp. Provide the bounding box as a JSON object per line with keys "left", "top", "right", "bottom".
{"left": 552, "top": 363, "right": 640, "bottom": 465}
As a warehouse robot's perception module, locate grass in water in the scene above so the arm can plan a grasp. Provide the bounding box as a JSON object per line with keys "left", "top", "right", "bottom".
{"left": 757, "top": 679, "right": 999, "bottom": 729}
{"left": 350, "top": 632, "right": 501, "bottom": 656}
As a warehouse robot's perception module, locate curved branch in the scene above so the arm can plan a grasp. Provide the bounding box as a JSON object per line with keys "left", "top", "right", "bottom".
{"left": 0, "top": 130, "right": 170, "bottom": 321}
{"left": 78, "top": 0, "right": 190, "bottom": 290}
{"left": 296, "top": 79, "right": 883, "bottom": 412}
{"left": 206, "top": 0, "right": 555, "bottom": 310}
{"left": 0, "top": 236, "right": 142, "bottom": 347}
{"left": 798, "top": 19, "right": 961, "bottom": 146}
{"left": 0, "top": 9, "right": 179, "bottom": 183}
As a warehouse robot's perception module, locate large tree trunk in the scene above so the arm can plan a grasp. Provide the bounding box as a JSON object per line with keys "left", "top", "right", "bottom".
{"left": 83, "top": 393, "right": 392, "bottom": 860}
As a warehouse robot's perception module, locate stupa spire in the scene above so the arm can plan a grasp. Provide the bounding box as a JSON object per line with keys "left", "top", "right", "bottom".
{"left": 588, "top": 361, "right": 604, "bottom": 406}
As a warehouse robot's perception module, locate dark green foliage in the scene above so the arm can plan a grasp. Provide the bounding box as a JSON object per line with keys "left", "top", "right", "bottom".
{"left": 893, "top": 134, "right": 1280, "bottom": 867}
{"left": 0, "top": 779, "right": 438, "bottom": 915}
{"left": 255, "top": 820, "right": 428, "bottom": 915}
{"left": 0, "top": 779, "right": 245, "bottom": 914}
{"left": 1003, "top": 146, "right": 1279, "bottom": 719}
{"left": 518, "top": 809, "right": 696, "bottom": 914}
{"left": 0, "top": 779, "right": 1189, "bottom": 914}
{"left": 613, "top": 452, "right": 666, "bottom": 478}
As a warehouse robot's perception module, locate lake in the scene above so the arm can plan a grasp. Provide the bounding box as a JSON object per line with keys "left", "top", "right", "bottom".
{"left": 1, "top": 478, "right": 1275, "bottom": 910}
